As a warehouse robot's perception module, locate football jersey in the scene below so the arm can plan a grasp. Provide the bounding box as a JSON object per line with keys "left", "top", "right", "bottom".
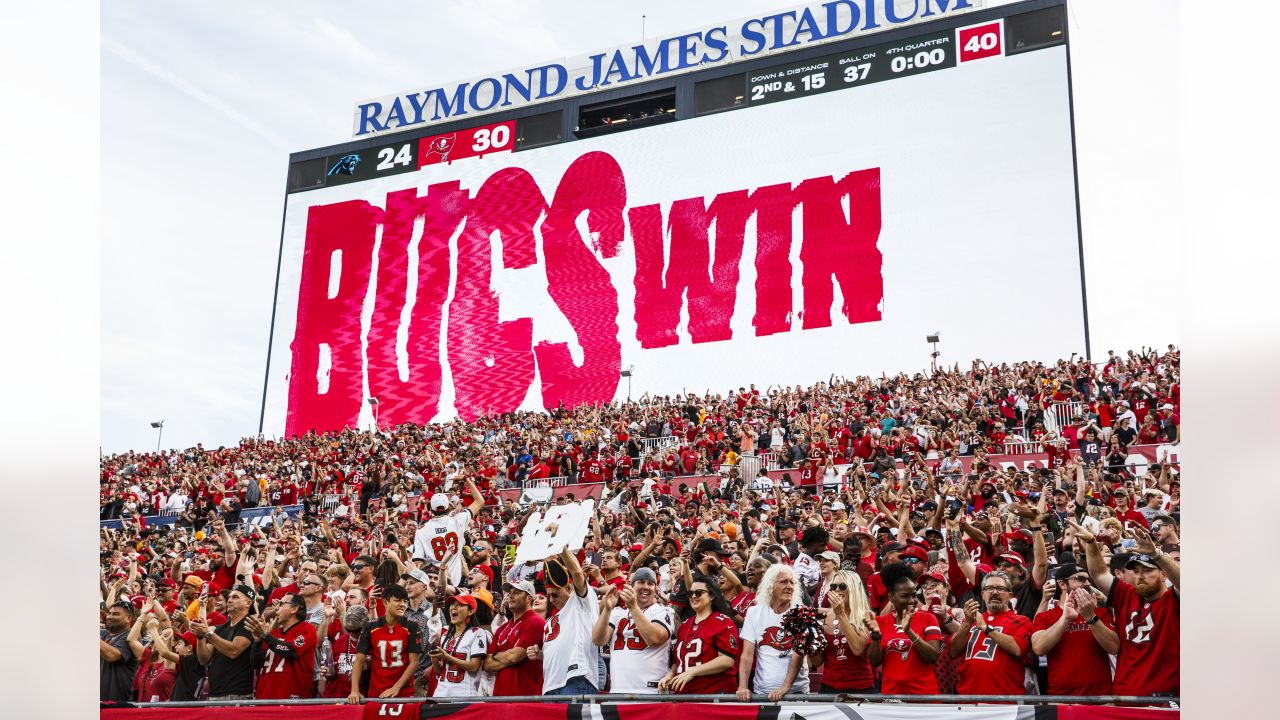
{"left": 670, "top": 612, "right": 741, "bottom": 694}
{"left": 1109, "top": 581, "right": 1179, "bottom": 696}
{"left": 541, "top": 586, "right": 600, "bottom": 693}
{"left": 875, "top": 611, "right": 943, "bottom": 695}
{"left": 1030, "top": 607, "right": 1115, "bottom": 695}
{"left": 954, "top": 610, "right": 1032, "bottom": 695}
{"left": 412, "top": 509, "right": 472, "bottom": 586}
{"left": 431, "top": 626, "right": 490, "bottom": 698}
{"left": 255, "top": 619, "right": 319, "bottom": 699}
{"left": 357, "top": 618, "right": 423, "bottom": 698}
{"left": 741, "top": 604, "right": 810, "bottom": 694}
{"left": 607, "top": 603, "right": 675, "bottom": 693}
{"left": 323, "top": 631, "right": 361, "bottom": 698}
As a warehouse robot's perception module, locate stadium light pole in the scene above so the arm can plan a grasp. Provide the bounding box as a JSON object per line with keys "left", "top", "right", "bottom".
{"left": 150, "top": 420, "right": 164, "bottom": 453}
{"left": 620, "top": 366, "right": 634, "bottom": 402}
{"left": 927, "top": 332, "right": 941, "bottom": 373}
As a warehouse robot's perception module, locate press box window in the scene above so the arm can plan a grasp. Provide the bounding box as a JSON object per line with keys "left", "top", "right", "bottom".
{"left": 515, "top": 111, "right": 563, "bottom": 150}
{"left": 287, "top": 158, "right": 327, "bottom": 193}
{"left": 575, "top": 89, "right": 676, "bottom": 139}
{"left": 1005, "top": 6, "right": 1067, "bottom": 55}
{"left": 695, "top": 74, "right": 746, "bottom": 115}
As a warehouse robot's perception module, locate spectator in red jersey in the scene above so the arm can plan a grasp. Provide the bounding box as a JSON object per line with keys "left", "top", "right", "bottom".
{"left": 868, "top": 562, "right": 943, "bottom": 695}
{"left": 816, "top": 570, "right": 875, "bottom": 693}
{"left": 1030, "top": 563, "right": 1119, "bottom": 696}
{"left": 1073, "top": 521, "right": 1180, "bottom": 697}
{"left": 485, "top": 579, "right": 545, "bottom": 696}
{"left": 348, "top": 583, "right": 421, "bottom": 703}
{"left": 661, "top": 574, "right": 741, "bottom": 694}
{"left": 949, "top": 570, "right": 1033, "bottom": 695}
{"left": 248, "top": 593, "right": 319, "bottom": 699}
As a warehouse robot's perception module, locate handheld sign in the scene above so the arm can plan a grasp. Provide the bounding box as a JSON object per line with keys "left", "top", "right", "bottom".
{"left": 513, "top": 500, "right": 595, "bottom": 565}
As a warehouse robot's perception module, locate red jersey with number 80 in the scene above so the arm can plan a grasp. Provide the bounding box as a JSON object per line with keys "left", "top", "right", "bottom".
{"left": 357, "top": 618, "right": 422, "bottom": 697}
{"left": 670, "top": 612, "right": 740, "bottom": 694}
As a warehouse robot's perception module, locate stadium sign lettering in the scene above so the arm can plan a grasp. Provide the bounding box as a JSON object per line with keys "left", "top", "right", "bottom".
{"left": 353, "top": 0, "right": 978, "bottom": 136}
{"left": 286, "top": 151, "right": 882, "bottom": 435}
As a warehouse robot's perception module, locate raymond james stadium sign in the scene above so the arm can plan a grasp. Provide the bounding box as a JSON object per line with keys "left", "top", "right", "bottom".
{"left": 353, "top": 0, "right": 1003, "bottom": 136}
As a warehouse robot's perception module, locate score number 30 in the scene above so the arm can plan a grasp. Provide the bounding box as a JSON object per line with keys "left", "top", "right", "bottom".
{"left": 471, "top": 125, "right": 511, "bottom": 152}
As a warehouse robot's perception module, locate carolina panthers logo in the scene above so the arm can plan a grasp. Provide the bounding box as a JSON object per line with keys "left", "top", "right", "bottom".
{"left": 423, "top": 134, "right": 457, "bottom": 162}
{"left": 328, "top": 154, "right": 361, "bottom": 176}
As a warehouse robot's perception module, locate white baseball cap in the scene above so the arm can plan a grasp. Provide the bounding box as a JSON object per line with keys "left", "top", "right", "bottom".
{"left": 430, "top": 493, "right": 451, "bottom": 511}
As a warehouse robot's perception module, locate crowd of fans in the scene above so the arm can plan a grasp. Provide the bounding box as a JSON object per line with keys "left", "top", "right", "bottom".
{"left": 99, "top": 346, "right": 1180, "bottom": 704}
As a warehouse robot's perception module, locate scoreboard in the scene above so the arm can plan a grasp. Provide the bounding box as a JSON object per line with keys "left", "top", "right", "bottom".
{"left": 265, "top": 0, "right": 1085, "bottom": 436}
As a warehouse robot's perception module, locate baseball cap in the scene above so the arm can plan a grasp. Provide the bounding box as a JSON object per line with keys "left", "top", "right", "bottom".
{"left": 850, "top": 525, "right": 876, "bottom": 540}
{"left": 918, "top": 571, "right": 947, "bottom": 585}
{"left": 996, "top": 552, "right": 1026, "bottom": 568}
{"left": 695, "top": 538, "right": 733, "bottom": 557}
{"left": 472, "top": 564, "right": 494, "bottom": 583}
{"left": 1053, "top": 563, "right": 1080, "bottom": 581}
{"left": 430, "top": 493, "right": 451, "bottom": 511}
{"left": 830, "top": 501, "right": 846, "bottom": 511}
{"left": 401, "top": 569, "right": 431, "bottom": 585}
{"left": 817, "top": 550, "right": 841, "bottom": 563}
{"left": 503, "top": 579, "right": 537, "bottom": 596}
{"left": 183, "top": 575, "right": 204, "bottom": 589}
{"left": 449, "top": 594, "right": 478, "bottom": 611}
{"left": 1126, "top": 553, "right": 1160, "bottom": 570}
{"left": 1108, "top": 552, "right": 1134, "bottom": 572}
{"left": 900, "top": 545, "right": 929, "bottom": 563}
{"left": 177, "top": 631, "right": 198, "bottom": 648}
{"left": 1160, "top": 403, "right": 1174, "bottom": 410}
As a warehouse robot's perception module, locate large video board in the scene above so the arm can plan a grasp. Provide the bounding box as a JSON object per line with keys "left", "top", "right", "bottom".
{"left": 265, "top": 1, "right": 1084, "bottom": 436}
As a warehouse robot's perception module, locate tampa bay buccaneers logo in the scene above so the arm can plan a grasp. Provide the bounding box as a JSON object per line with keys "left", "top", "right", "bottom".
{"left": 424, "top": 134, "right": 457, "bottom": 162}
{"left": 760, "top": 627, "right": 795, "bottom": 652}
{"left": 887, "top": 636, "right": 912, "bottom": 661}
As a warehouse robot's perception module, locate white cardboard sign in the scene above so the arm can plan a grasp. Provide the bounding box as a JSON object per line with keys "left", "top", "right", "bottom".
{"left": 513, "top": 500, "right": 595, "bottom": 565}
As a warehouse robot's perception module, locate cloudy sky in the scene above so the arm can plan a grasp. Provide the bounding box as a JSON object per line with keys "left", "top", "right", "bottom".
{"left": 100, "top": 0, "right": 1179, "bottom": 454}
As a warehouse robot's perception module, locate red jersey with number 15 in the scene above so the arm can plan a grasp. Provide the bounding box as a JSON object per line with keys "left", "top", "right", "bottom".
{"left": 670, "top": 612, "right": 741, "bottom": 694}
{"left": 357, "top": 618, "right": 422, "bottom": 697}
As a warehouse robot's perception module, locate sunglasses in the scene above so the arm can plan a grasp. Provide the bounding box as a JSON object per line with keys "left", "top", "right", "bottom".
{"left": 982, "top": 586, "right": 1011, "bottom": 594}
{"left": 901, "top": 557, "right": 922, "bottom": 565}
{"left": 687, "top": 589, "right": 710, "bottom": 598}
{"left": 351, "top": 564, "right": 367, "bottom": 570}
{"left": 829, "top": 583, "right": 849, "bottom": 591}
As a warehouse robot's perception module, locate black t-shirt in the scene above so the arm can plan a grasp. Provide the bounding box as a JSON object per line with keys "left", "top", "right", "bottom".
{"left": 170, "top": 651, "right": 205, "bottom": 701}
{"left": 100, "top": 629, "right": 138, "bottom": 703}
{"left": 207, "top": 617, "right": 254, "bottom": 696}
{"left": 1113, "top": 426, "right": 1137, "bottom": 447}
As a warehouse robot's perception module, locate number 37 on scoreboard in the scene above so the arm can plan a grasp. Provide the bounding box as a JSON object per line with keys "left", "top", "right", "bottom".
{"left": 956, "top": 20, "right": 1003, "bottom": 64}
{"left": 418, "top": 120, "right": 516, "bottom": 167}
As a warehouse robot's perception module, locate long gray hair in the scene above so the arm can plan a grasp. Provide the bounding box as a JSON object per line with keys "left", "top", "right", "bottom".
{"left": 754, "top": 563, "right": 801, "bottom": 611}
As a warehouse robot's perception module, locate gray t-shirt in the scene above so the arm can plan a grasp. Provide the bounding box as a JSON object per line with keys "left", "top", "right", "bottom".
{"left": 100, "top": 629, "right": 138, "bottom": 703}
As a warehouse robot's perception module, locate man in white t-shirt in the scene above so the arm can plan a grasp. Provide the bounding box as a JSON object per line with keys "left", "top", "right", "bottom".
{"left": 411, "top": 478, "right": 484, "bottom": 586}
{"left": 526, "top": 545, "right": 600, "bottom": 695}
{"left": 737, "top": 564, "right": 808, "bottom": 700}
{"left": 591, "top": 567, "right": 673, "bottom": 693}
{"left": 752, "top": 468, "right": 774, "bottom": 492}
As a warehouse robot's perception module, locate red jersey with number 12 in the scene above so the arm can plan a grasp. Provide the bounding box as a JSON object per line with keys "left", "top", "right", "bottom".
{"left": 670, "top": 612, "right": 740, "bottom": 694}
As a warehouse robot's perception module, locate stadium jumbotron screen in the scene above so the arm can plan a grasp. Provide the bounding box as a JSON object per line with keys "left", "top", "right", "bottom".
{"left": 264, "top": 0, "right": 1084, "bottom": 437}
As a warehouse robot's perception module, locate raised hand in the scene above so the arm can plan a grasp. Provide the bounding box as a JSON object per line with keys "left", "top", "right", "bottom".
{"left": 1131, "top": 525, "right": 1157, "bottom": 555}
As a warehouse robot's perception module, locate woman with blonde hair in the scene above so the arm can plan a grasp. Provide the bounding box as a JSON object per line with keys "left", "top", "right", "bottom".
{"left": 816, "top": 570, "right": 876, "bottom": 693}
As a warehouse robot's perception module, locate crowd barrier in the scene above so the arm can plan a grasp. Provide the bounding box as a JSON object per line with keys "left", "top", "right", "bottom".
{"left": 103, "top": 697, "right": 1180, "bottom": 720}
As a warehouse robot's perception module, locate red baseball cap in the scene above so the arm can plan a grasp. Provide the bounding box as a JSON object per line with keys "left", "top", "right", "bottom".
{"left": 474, "top": 564, "right": 494, "bottom": 583}
{"left": 996, "top": 552, "right": 1026, "bottom": 568}
{"left": 900, "top": 545, "right": 929, "bottom": 563}
{"left": 447, "top": 594, "right": 478, "bottom": 611}
{"left": 919, "top": 571, "right": 947, "bottom": 585}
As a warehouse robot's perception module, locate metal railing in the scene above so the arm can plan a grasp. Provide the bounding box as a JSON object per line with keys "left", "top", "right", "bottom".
{"left": 521, "top": 476, "right": 569, "bottom": 489}
{"left": 639, "top": 435, "right": 681, "bottom": 456}
{"left": 123, "top": 693, "right": 1178, "bottom": 708}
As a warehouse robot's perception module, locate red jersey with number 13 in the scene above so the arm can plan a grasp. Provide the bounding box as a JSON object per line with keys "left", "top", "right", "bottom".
{"left": 357, "top": 618, "right": 422, "bottom": 697}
